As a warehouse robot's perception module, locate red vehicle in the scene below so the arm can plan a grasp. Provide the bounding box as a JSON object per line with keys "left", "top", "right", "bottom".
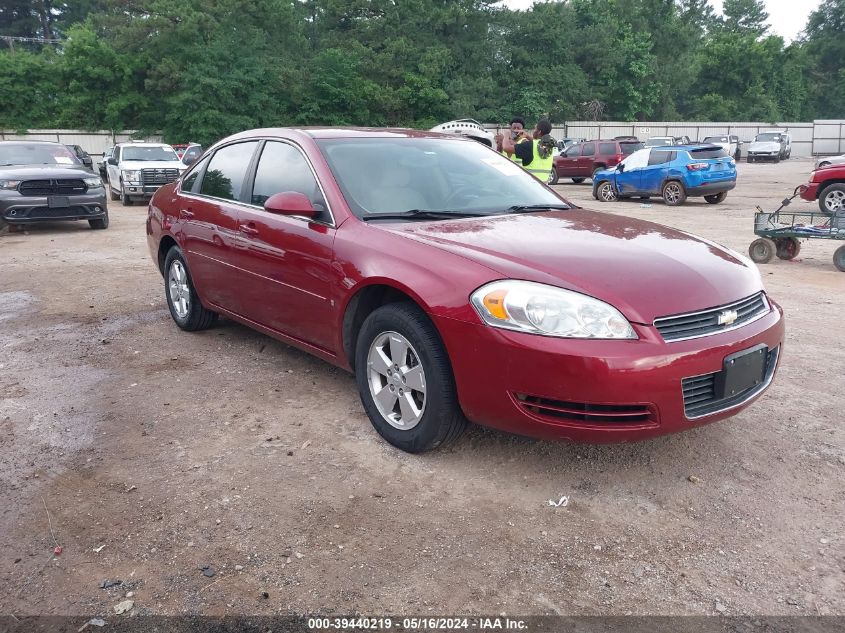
{"left": 147, "top": 128, "right": 784, "bottom": 452}
{"left": 549, "top": 138, "right": 643, "bottom": 184}
{"left": 799, "top": 164, "right": 845, "bottom": 214}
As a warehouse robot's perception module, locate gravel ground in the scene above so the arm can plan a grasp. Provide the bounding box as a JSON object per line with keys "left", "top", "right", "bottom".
{"left": 0, "top": 158, "right": 843, "bottom": 618}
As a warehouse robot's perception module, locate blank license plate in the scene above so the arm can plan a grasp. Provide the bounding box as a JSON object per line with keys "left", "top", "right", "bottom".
{"left": 47, "top": 196, "right": 70, "bottom": 208}
{"left": 722, "top": 345, "right": 767, "bottom": 397}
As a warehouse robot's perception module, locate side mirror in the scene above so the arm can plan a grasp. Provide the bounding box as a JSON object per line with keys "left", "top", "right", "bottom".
{"left": 616, "top": 163, "right": 625, "bottom": 172}
{"left": 264, "top": 191, "right": 317, "bottom": 218}
{"left": 107, "top": 157, "right": 117, "bottom": 166}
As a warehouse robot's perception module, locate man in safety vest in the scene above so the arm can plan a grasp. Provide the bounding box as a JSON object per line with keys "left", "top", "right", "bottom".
{"left": 500, "top": 118, "right": 556, "bottom": 182}
{"left": 495, "top": 117, "right": 531, "bottom": 163}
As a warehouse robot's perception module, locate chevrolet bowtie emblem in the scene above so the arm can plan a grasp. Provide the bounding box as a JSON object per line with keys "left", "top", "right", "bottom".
{"left": 718, "top": 309, "right": 739, "bottom": 326}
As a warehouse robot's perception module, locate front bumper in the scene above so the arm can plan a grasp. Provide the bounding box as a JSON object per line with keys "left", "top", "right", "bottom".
{"left": 123, "top": 183, "right": 168, "bottom": 198}
{"left": 798, "top": 182, "right": 820, "bottom": 202}
{"left": 435, "top": 300, "right": 784, "bottom": 443}
{"left": 749, "top": 152, "right": 780, "bottom": 160}
{"left": 1, "top": 191, "right": 108, "bottom": 223}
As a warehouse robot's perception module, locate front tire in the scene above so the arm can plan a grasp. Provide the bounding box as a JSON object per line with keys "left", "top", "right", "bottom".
{"left": 108, "top": 180, "right": 119, "bottom": 201}
{"left": 662, "top": 181, "right": 686, "bottom": 206}
{"left": 354, "top": 302, "right": 466, "bottom": 453}
{"left": 596, "top": 181, "right": 617, "bottom": 202}
{"left": 88, "top": 209, "right": 109, "bottom": 230}
{"left": 834, "top": 245, "right": 845, "bottom": 272}
{"left": 818, "top": 184, "right": 845, "bottom": 215}
{"left": 704, "top": 192, "right": 727, "bottom": 204}
{"left": 121, "top": 184, "right": 132, "bottom": 206}
{"left": 747, "top": 156, "right": 754, "bottom": 163}
{"left": 818, "top": 161, "right": 831, "bottom": 168}
{"left": 571, "top": 177, "right": 585, "bottom": 184}
{"left": 163, "top": 246, "right": 217, "bottom": 331}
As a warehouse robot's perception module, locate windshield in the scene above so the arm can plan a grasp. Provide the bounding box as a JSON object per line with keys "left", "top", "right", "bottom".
{"left": 316, "top": 138, "right": 565, "bottom": 218}
{"left": 645, "top": 138, "right": 671, "bottom": 147}
{"left": 121, "top": 145, "right": 179, "bottom": 161}
{"left": 755, "top": 133, "right": 782, "bottom": 143}
{"left": 0, "top": 143, "right": 81, "bottom": 166}
{"left": 704, "top": 136, "right": 729, "bottom": 143}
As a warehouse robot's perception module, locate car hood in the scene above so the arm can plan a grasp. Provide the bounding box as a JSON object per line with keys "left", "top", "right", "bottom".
{"left": 382, "top": 211, "right": 763, "bottom": 324}
{"left": 749, "top": 141, "right": 780, "bottom": 152}
{"left": 117, "top": 160, "right": 184, "bottom": 170}
{"left": 0, "top": 165, "right": 91, "bottom": 179}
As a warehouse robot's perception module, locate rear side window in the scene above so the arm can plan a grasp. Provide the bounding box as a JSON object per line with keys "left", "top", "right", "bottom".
{"left": 620, "top": 142, "right": 643, "bottom": 155}
{"left": 564, "top": 145, "right": 581, "bottom": 158}
{"left": 599, "top": 143, "right": 616, "bottom": 155}
{"left": 200, "top": 141, "right": 259, "bottom": 201}
{"left": 251, "top": 141, "right": 328, "bottom": 218}
{"left": 648, "top": 151, "right": 674, "bottom": 166}
{"left": 581, "top": 143, "right": 595, "bottom": 157}
{"left": 690, "top": 148, "right": 728, "bottom": 159}
{"left": 182, "top": 156, "right": 209, "bottom": 193}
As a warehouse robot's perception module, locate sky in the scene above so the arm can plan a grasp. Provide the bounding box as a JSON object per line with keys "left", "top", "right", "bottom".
{"left": 497, "top": 0, "right": 821, "bottom": 42}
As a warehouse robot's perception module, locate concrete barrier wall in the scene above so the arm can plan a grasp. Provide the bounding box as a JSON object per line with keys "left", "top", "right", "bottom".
{"left": 0, "top": 130, "right": 163, "bottom": 158}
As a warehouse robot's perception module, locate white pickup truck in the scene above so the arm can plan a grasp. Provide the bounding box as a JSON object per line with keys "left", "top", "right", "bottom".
{"left": 702, "top": 135, "right": 742, "bottom": 161}
{"left": 106, "top": 142, "right": 186, "bottom": 205}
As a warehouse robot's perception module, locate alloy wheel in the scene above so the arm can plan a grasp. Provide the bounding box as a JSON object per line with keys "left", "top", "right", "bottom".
{"left": 823, "top": 189, "right": 845, "bottom": 213}
{"left": 168, "top": 260, "right": 191, "bottom": 319}
{"left": 598, "top": 182, "right": 617, "bottom": 202}
{"left": 664, "top": 183, "right": 682, "bottom": 204}
{"left": 367, "top": 331, "right": 427, "bottom": 430}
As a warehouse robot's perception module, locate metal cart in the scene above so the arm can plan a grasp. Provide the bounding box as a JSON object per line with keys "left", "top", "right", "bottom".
{"left": 749, "top": 188, "right": 845, "bottom": 272}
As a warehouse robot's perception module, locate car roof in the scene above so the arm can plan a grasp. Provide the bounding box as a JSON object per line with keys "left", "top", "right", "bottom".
{"left": 650, "top": 144, "right": 723, "bottom": 151}
{"left": 116, "top": 141, "right": 172, "bottom": 147}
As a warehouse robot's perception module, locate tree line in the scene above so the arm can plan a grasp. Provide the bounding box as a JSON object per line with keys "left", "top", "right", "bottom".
{"left": 0, "top": 0, "right": 842, "bottom": 146}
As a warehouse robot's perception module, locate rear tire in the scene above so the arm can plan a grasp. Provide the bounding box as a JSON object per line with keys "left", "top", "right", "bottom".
{"left": 747, "top": 156, "right": 754, "bottom": 163}
{"left": 354, "top": 302, "right": 466, "bottom": 453}
{"left": 547, "top": 169, "right": 559, "bottom": 185}
{"left": 818, "top": 184, "right": 845, "bottom": 216}
{"left": 775, "top": 237, "right": 801, "bottom": 260}
{"left": 88, "top": 209, "right": 109, "bottom": 230}
{"left": 834, "top": 245, "right": 845, "bottom": 272}
{"left": 662, "top": 181, "right": 686, "bottom": 206}
{"left": 749, "top": 238, "right": 776, "bottom": 264}
{"left": 163, "top": 246, "right": 218, "bottom": 331}
{"left": 571, "top": 177, "right": 585, "bottom": 184}
{"left": 704, "top": 192, "right": 727, "bottom": 204}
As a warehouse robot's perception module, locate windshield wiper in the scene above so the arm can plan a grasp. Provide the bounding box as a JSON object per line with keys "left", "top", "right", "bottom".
{"left": 361, "top": 209, "right": 490, "bottom": 221}
{"left": 506, "top": 203, "right": 572, "bottom": 213}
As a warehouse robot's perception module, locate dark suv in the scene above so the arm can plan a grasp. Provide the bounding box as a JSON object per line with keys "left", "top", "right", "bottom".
{"left": 0, "top": 141, "right": 109, "bottom": 230}
{"left": 549, "top": 139, "right": 643, "bottom": 184}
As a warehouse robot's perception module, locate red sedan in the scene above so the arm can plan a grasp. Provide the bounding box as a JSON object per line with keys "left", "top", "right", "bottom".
{"left": 146, "top": 128, "right": 784, "bottom": 452}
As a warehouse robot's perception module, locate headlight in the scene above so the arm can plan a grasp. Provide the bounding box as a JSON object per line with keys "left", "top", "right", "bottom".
{"left": 0, "top": 179, "right": 22, "bottom": 190}
{"left": 121, "top": 170, "right": 140, "bottom": 181}
{"left": 470, "top": 280, "right": 637, "bottom": 339}
{"left": 83, "top": 177, "right": 103, "bottom": 188}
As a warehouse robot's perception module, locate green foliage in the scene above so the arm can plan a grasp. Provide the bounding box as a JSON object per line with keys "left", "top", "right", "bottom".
{"left": 0, "top": 0, "right": 840, "bottom": 142}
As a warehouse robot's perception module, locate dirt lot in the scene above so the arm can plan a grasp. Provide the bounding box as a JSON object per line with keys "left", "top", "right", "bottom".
{"left": 1, "top": 158, "right": 843, "bottom": 618}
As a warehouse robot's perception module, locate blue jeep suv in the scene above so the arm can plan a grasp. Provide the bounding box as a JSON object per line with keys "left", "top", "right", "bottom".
{"left": 592, "top": 145, "right": 737, "bottom": 206}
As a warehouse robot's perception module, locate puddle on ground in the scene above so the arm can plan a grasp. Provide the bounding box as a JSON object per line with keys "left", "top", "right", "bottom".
{"left": 0, "top": 291, "right": 37, "bottom": 322}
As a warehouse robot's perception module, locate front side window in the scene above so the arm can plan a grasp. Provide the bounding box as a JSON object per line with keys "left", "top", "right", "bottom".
{"left": 564, "top": 145, "right": 581, "bottom": 158}
{"left": 199, "top": 142, "right": 259, "bottom": 201}
{"left": 251, "top": 142, "right": 328, "bottom": 218}
{"left": 121, "top": 145, "right": 180, "bottom": 162}
{"left": 620, "top": 148, "right": 651, "bottom": 171}
{"left": 181, "top": 156, "right": 210, "bottom": 193}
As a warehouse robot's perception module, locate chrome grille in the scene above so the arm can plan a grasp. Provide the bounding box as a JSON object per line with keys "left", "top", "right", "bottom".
{"left": 18, "top": 179, "right": 87, "bottom": 196}
{"left": 654, "top": 293, "right": 768, "bottom": 342}
{"left": 141, "top": 168, "right": 179, "bottom": 186}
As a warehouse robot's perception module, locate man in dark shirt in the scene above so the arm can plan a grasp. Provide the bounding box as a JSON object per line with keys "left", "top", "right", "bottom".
{"left": 501, "top": 118, "right": 557, "bottom": 181}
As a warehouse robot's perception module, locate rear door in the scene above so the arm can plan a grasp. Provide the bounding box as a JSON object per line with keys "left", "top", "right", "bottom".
{"left": 232, "top": 140, "right": 337, "bottom": 351}
{"left": 180, "top": 141, "right": 260, "bottom": 312}
{"left": 639, "top": 150, "right": 674, "bottom": 194}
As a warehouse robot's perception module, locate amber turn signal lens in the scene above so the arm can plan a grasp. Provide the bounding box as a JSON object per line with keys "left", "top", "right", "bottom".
{"left": 482, "top": 289, "right": 508, "bottom": 320}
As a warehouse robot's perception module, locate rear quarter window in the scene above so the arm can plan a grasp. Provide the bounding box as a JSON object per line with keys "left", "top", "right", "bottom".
{"left": 599, "top": 143, "right": 616, "bottom": 155}
{"left": 690, "top": 148, "right": 728, "bottom": 159}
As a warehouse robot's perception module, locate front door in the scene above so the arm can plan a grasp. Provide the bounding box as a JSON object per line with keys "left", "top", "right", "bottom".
{"left": 638, "top": 150, "right": 674, "bottom": 194}
{"left": 106, "top": 146, "right": 121, "bottom": 192}
{"left": 578, "top": 142, "right": 596, "bottom": 177}
{"left": 232, "top": 141, "right": 337, "bottom": 352}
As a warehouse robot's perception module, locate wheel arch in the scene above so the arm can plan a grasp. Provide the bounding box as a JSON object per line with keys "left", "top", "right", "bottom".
{"left": 341, "top": 280, "right": 437, "bottom": 371}
{"left": 157, "top": 234, "right": 180, "bottom": 275}
{"left": 818, "top": 179, "right": 845, "bottom": 198}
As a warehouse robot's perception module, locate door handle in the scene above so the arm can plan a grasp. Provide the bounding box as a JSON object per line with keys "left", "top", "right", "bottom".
{"left": 179, "top": 209, "right": 194, "bottom": 219}
{"left": 239, "top": 223, "right": 259, "bottom": 236}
